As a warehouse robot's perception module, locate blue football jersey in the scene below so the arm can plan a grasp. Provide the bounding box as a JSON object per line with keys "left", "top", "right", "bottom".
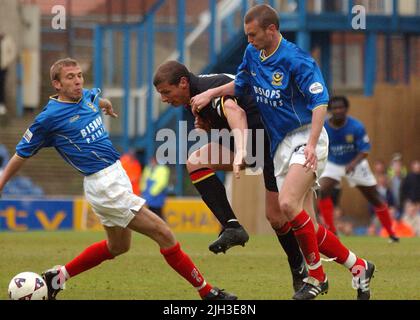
{"left": 16, "top": 88, "right": 120, "bottom": 175}
{"left": 235, "top": 36, "right": 329, "bottom": 156}
{"left": 324, "top": 116, "right": 371, "bottom": 165}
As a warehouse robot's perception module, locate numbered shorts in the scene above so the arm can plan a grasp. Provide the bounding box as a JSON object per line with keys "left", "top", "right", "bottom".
{"left": 320, "top": 159, "right": 377, "bottom": 187}
{"left": 273, "top": 125, "right": 329, "bottom": 191}
{"left": 83, "top": 160, "right": 146, "bottom": 227}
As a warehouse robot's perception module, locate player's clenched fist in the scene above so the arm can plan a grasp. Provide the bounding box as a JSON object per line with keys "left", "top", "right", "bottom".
{"left": 190, "top": 91, "right": 212, "bottom": 116}
{"left": 99, "top": 98, "right": 118, "bottom": 118}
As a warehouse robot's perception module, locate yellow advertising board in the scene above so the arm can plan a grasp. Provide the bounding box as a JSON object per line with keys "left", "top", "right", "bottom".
{"left": 163, "top": 197, "right": 220, "bottom": 234}
{"left": 72, "top": 197, "right": 220, "bottom": 234}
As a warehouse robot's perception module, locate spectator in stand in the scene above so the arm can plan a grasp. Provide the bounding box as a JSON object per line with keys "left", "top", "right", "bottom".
{"left": 120, "top": 150, "right": 142, "bottom": 196}
{"left": 402, "top": 201, "right": 420, "bottom": 236}
{"left": 334, "top": 207, "right": 354, "bottom": 236}
{"left": 140, "top": 156, "right": 170, "bottom": 220}
{"left": 401, "top": 160, "right": 420, "bottom": 207}
{"left": 387, "top": 153, "right": 407, "bottom": 212}
{"left": 0, "top": 144, "right": 10, "bottom": 176}
{"left": 372, "top": 159, "right": 387, "bottom": 177}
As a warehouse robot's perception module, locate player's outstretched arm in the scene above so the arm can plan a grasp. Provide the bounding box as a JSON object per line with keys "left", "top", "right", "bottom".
{"left": 0, "top": 154, "right": 28, "bottom": 194}
{"left": 190, "top": 81, "right": 235, "bottom": 116}
{"left": 99, "top": 98, "right": 118, "bottom": 118}
{"left": 223, "top": 99, "right": 248, "bottom": 179}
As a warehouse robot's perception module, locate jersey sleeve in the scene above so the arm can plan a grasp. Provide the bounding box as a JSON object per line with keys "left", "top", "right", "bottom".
{"left": 355, "top": 122, "right": 371, "bottom": 153}
{"left": 209, "top": 95, "right": 237, "bottom": 121}
{"left": 235, "top": 48, "right": 252, "bottom": 96}
{"left": 16, "top": 113, "right": 52, "bottom": 158}
{"left": 83, "top": 88, "right": 102, "bottom": 105}
{"left": 292, "top": 53, "right": 329, "bottom": 111}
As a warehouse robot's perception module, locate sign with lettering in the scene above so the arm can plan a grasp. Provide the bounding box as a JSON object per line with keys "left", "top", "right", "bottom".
{"left": 0, "top": 200, "right": 73, "bottom": 231}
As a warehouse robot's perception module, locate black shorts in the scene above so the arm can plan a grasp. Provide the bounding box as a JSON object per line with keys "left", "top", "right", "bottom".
{"left": 215, "top": 125, "right": 278, "bottom": 193}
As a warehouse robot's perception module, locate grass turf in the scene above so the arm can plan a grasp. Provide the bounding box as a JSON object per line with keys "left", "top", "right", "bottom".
{"left": 1, "top": 231, "right": 419, "bottom": 300}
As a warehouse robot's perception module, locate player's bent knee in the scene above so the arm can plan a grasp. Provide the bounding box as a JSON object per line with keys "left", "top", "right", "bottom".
{"left": 108, "top": 242, "right": 131, "bottom": 256}
{"left": 155, "top": 223, "right": 176, "bottom": 247}
{"left": 278, "top": 199, "right": 299, "bottom": 218}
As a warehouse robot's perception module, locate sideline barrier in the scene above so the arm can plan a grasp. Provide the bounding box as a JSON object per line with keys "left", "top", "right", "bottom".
{"left": 0, "top": 197, "right": 220, "bottom": 233}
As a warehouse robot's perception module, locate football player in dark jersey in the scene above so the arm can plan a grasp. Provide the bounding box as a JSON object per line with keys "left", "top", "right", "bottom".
{"left": 154, "top": 60, "right": 307, "bottom": 293}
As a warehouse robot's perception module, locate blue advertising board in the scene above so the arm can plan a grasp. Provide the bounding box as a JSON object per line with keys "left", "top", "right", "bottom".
{"left": 0, "top": 199, "right": 74, "bottom": 231}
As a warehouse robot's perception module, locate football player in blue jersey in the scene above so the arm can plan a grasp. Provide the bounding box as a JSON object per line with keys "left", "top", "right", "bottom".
{"left": 154, "top": 60, "right": 307, "bottom": 293}
{"left": 191, "top": 4, "right": 374, "bottom": 300}
{"left": 318, "top": 96, "right": 399, "bottom": 242}
{"left": 0, "top": 58, "right": 236, "bottom": 301}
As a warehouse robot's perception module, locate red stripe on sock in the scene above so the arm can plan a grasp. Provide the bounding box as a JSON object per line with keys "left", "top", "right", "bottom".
{"left": 161, "top": 242, "right": 212, "bottom": 297}
{"left": 189, "top": 168, "right": 215, "bottom": 183}
{"left": 65, "top": 240, "right": 114, "bottom": 278}
{"left": 291, "top": 211, "right": 325, "bottom": 282}
{"left": 316, "top": 224, "right": 349, "bottom": 264}
{"left": 316, "top": 224, "right": 365, "bottom": 275}
{"left": 375, "top": 204, "right": 396, "bottom": 237}
{"left": 318, "top": 197, "right": 337, "bottom": 234}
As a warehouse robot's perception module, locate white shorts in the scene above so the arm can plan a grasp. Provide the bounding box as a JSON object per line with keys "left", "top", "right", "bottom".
{"left": 320, "top": 159, "right": 377, "bottom": 187}
{"left": 84, "top": 160, "right": 146, "bottom": 228}
{"left": 273, "top": 125, "right": 329, "bottom": 191}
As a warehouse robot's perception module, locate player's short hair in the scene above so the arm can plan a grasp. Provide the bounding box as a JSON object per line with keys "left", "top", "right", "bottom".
{"left": 50, "top": 58, "right": 80, "bottom": 81}
{"left": 244, "top": 4, "right": 279, "bottom": 30}
{"left": 328, "top": 96, "right": 350, "bottom": 110}
{"left": 153, "top": 60, "right": 190, "bottom": 87}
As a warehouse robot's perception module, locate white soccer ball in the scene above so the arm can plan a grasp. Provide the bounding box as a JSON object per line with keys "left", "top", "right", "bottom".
{"left": 8, "top": 272, "right": 48, "bottom": 300}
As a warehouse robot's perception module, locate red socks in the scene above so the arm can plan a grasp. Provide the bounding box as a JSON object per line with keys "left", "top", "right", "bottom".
{"left": 291, "top": 211, "right": 325, "bottom": 282}
{"left": 277, "top": 222, "right": 292, "bottom": 235}
{"left": 316, "top": 224, "right": 349, "bottom": 264}
{"left": 161, "top": 242, "right": 212, "bottom": 298}
{"left": 316, "top": 224, "right": 366, "bottom": 275}
{"left": 375, "top": 204, "right": 396, "bottom": 237}
{"left": 63, "top": 240, "right": 212, "bottom": 298}
{"left": 318, "top": 197, "right": 337, "bottom": 234}
{"left": 65, "top": 240, "right": 114, "bottom": 278}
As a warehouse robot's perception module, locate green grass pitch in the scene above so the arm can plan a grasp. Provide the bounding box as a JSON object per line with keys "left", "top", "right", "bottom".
{"left": 1, "top": 231, "right": 419, "bottom": 300}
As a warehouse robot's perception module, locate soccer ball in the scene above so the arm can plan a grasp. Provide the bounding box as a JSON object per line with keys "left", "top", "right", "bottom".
{"left": 8, "top": 272, "right": 48, "bottom": 300}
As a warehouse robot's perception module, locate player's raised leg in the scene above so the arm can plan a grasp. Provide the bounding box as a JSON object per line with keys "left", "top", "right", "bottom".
{"left": 43, "top": 206, "right": 236, "bottom": 300}
{"left": 187, "top": 142, "right": 249, "bottom": 254}
{"left": 128, "top": 207, "right": 237, "bottom": 300}
{"left": 42, "top": 226, "right": 129, "bottom": 300}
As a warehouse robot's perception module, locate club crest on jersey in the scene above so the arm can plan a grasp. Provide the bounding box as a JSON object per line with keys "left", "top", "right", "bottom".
{"left": 346, "top": 134, "right": 354, "bottom": 143}
{"left": 87, "top": 103, "right": 97, "bottom": 112}
{"left": 271, "top": 72, "right": 284, "bottom": 86}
